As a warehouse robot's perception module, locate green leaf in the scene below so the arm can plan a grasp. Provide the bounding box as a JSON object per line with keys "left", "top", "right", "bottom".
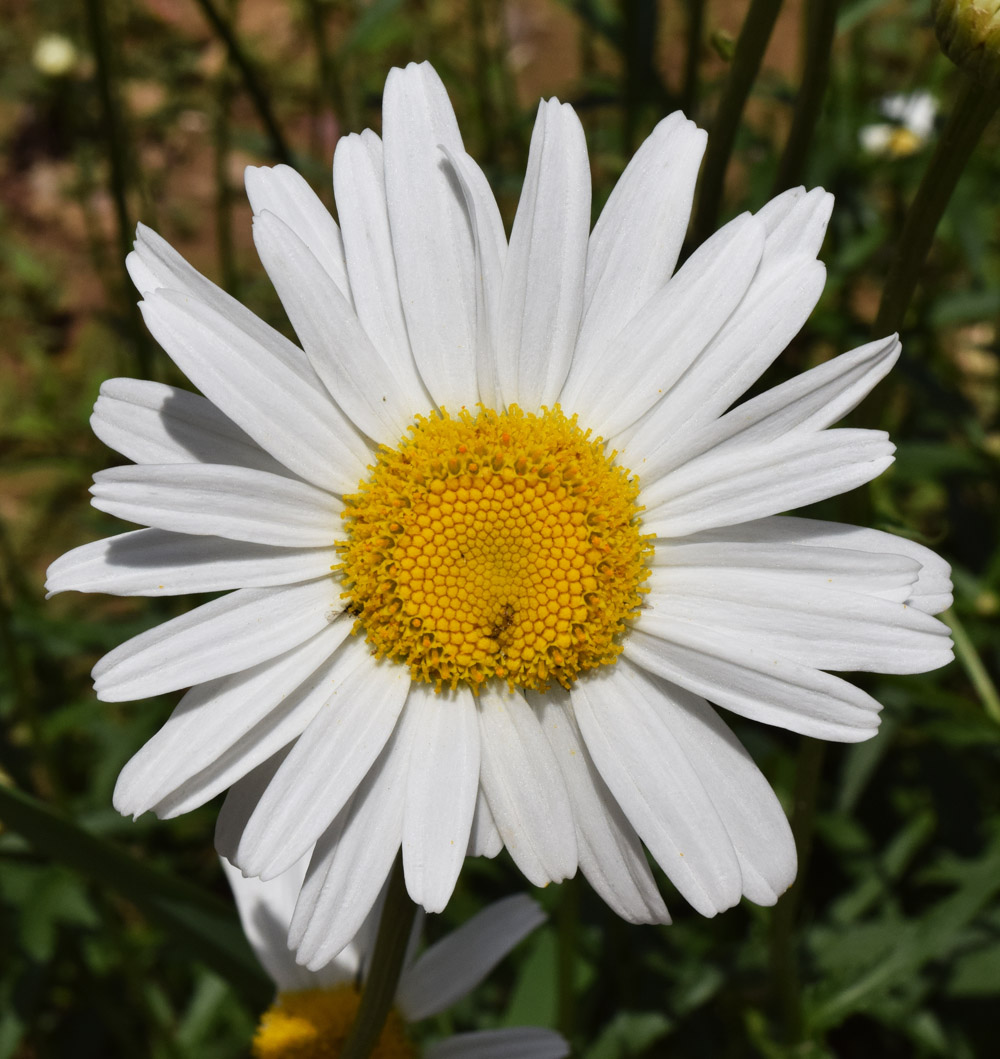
{"left": 584, "top": 1011, "right": 672, "bottom": 1059}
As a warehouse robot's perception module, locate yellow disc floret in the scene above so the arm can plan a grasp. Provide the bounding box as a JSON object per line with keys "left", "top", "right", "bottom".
{"left": 338, "top": 405, "right": 651, "bottom": 692}
{"left": 253, "top": 985, "right": 415, "bottom": 1059}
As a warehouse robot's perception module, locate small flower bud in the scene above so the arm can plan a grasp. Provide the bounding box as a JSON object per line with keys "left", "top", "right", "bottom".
{"left": 933, "top": 1, "right": 1000, "bottom": 89}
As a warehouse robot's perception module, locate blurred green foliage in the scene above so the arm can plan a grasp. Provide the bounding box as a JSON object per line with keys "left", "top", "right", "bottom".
{"left": 1, "top": 0, "right": 999, "bottom": 1056}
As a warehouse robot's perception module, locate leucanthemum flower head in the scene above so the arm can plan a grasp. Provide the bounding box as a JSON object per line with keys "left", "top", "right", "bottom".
{"left": 223, "top": 857, "right": 566, "bottom": 1059}
{"left": 47, "top": 61, "right": 954, "bottom": 964}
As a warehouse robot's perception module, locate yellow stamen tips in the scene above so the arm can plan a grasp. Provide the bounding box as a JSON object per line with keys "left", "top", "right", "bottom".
{"left": 338, "top": 405, "right": 651, "bottom": 693}
{"left": 252, "top": 985, "right": 415, "bottom": 1059}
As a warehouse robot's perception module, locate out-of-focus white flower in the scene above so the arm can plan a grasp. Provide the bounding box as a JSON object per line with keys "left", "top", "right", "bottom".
{"left": 224, "top": 857, "right": 568, "bottom": 1059}
{"left": 860, "top": 92, "right": 938, "bottom": 157}
{"left": 32, "top": 34, "right": 78, "bottom": 78}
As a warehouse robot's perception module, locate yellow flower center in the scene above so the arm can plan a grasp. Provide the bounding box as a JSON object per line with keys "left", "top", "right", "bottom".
{"left": 253, "top": 986, "right": 415, "bottom": 1059}
{"left": 338, "top": 405, "right": 650, "bottom": 692}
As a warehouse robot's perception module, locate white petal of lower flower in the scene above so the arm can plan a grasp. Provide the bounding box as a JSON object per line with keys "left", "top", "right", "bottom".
{"left": 619, "top": 660, "right": 796, "bottom": 906}
{"left": 574, "top": 112, "right": 706, "bottom": 369}
{"left": 571, "top": 667, "right": 743, "bottom": 917}
{"left": 139, "top": 289, "right": 369, "bottom": 493}
{"left": 45, "top": 529, "right": 338, "bottom": 598}
{"left": 236, "top": 637, "right": 410, "bottom": 879}
{"left": 402, "top": 685, "right": 480, "bottom": 914}
{"left": 425, "top": 1028, "right": 569, "bottom": 1059}
{"left": 478, "top": 685, "right": 577, "bottom": 887}
{"left": 467, "top": 786, "right": 503, "bottom": 858}
{"left": 538, "top": 692, "right": 669, "bottom": 924}
{"left": 396, "top": 894, "right": 545, "bottom": 1021}
{"left": 244, "top": 163, "right": 351, "bottom": 301}
{"left": 641, "top": 429, "right": 895, "bottom": 537}
{"left": 625, "top": 626, "right": 882, "bottom": 741}
{"left": 90, "top": 463, "right": 342, "bottom": 547}
{"left": 91, "top": 378, "right": 290, "bottom": 475}
{"left": 496, "top": 98, "right": 590, "bottom": 409}
{"left": 382, "top": 61, "right": 476, "bottom": 407}
{"left": 93, "top": 578, "right": 341, "bottom": 702}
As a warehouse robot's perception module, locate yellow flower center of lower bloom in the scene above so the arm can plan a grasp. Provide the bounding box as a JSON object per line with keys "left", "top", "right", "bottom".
{"left": 338, "top": 405, "right": 650, "bottom": 692}
{"left": 253, "top": 986, "right": 415, "bottom": 1059}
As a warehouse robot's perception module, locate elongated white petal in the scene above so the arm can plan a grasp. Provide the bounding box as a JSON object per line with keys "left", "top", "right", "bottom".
{"left": 425, "top": 1029, "right": 569, "bottom": 1059}
{"left": 93, "top": 578, "right": 341, "bottom": 702}
{"left": 467, "top": 786, "right": 503, "bottom": 858}
{"left": 625, "top": 626, "right": 882, "bottom": 741}
{"left": 244, "top": 164, "right": 351, "bottom": 300}
{"left": 618, "top": 659, "right": 796, "bottom": 905}
{"left": 477, "top": 686, "right": 577, "bottom": 886}
{"left": 402, "top": 685, "right": 480, "bottom": 913}
{"left": 396, "top": 894, "right": 545, "bottom": 1021}
{"left": 215, "top": 749, "right": 288, "bottom": 863}
{"left": 91, "top": 378, "right": 290, "bottom": 475}
{"left": 252, "top": 210, "right": 416, "bottom": 443}
{"left": 90, "top": 464, "right": 342, "bottom": 547}
{"left": 561, "top": 212, "right": 765, "bottom": 435}
{"left": 539, "top": 692, "right": 669, "bottom": 924}
{"left": 382, "top": 61, "right": 476, "bottom": 407}
{"left": 496, "top": 98, "right": 590, "bottom": 408}
{"left": 114, "top": 620, "right": 350, "bottom": 817}
{"left": 139, "top": 289, "right": 369, "bottom": 493}
{"left": 236, "top": 637, "right": 410, "bottom": 879}
{"left": 46, "top": 529, "right": 338, "bottom": 598}
{"left": 640, "top": 429, "right": 895, "bottom": 538}
{"left": 755, "top": 186, "right": 834, "bottom": 265}
{"left": 574, "top": 113, "right": 706, "bottom": 370}
{"left": 571, "top": 669, "right": 742, "bottom": 916}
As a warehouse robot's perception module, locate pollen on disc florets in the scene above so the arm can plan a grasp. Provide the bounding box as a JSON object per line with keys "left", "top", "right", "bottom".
{"left": 253, "top": 985, "right": 415, "bottom": 1059}
{"left": 337, "top": 404, "right": 651, "bottom": 693}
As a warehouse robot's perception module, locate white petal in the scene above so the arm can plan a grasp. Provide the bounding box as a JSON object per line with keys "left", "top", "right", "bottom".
{"left": 477, "top": 686, "right": 577, "bottom": 887}
{"left": 244, "top": 164, "right": 351, "bottom": 300}
{"left": 754, "top": 186, "right": 834, "bottom": 266}
{"left": 425, "top": 1029, "right": 569, "bottom": 1059}
{"left": 560, "top": 212, "right": 765, "bottom": 435}
{"left": 215, "top": 748, "right": 289, "bottom": 863}
{"left": 537, "top": 692, "right": 669, "bottom": 924}
{"left": 396, "top": 894, "right": 545, "bottom": 1021}
{"left": 46, "top": 529, "right": 338, "bottom": 597}
{"left": 496, "top": 98, "right": 590, "bottom": 408}
{"left": 571, "top": 668, "right": 742, "bottom": 916}
{"left": 236, "top": 638, "right": 410, "bottom": 879}
{"left": 93, "top": 578, "right": 341, "bottom": 702}
{"left": 642, "top": 566, "right": 953, "bottom": 674}
{"left": 622, "top": 662, "right": 797, "bottom": 906}
{"left": 90, "top": 378, "right": 289, "bottom": 475}
{"left": 382, "top": 61, "right": 476, "bottom": 407}
{"left": 574, "top": 113, "right": 706, "bottom": 368}
{"left": 467, "top": 786, "right": 503, "bottom": 858}
{"left": 90, "top": 463, "right": 342, "bottom": 547}
{"left": 402, "top": 685, "right": 480, "bottom": 913}
{"left": 332, "top": 131, "right": 429, "bottom": 404}
{"left": 625, "top": 626, "right": 882, "bottom": 741}
{"left": 139, "top": 289, "right": 369, "bottom": 493}
{"left": 252, "top": 209, "right": 417, "bottom": 443}
{"left": 640, "top": 429, "right": 895, "bottom": 538}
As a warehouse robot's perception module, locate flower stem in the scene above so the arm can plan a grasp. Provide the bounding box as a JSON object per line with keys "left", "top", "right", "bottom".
{"left": 341, "top": 856, "right": 417, "bottom": 1059}
{"left": 941, "top": 608, "right": 1000, "bottom": 725}
{"left": 874, "top": 73, "right": 1000, "bottom": 335}
{"left": 772, "top": 0, "right": 841, "bottom": 194}
{"left": 691, "top": 0, "right": 783, "bottom": 248}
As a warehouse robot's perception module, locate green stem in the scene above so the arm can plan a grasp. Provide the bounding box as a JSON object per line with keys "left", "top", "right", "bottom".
{"left": 341, "top": 857, "right": 418, "bottom": 1059}
{"left": 557, "top": 875, "right": 580, "bottom": 1042}
{"left": 691, "top": 0, "right": 784, "bottom": 248}
{"left": 942, "top": 608, "right": 1000, "bottom": 725}
{"left": 681, "top": 0, "right": 705, "bottom": 117}
{"left": 772, "top": 0, "right": 841, "bottom": 194}
{"left": 191, "top": 0, "right": 293, "bottom": 164}
{"left": 874, "top": 74, "right": 1000, "bottom": 335}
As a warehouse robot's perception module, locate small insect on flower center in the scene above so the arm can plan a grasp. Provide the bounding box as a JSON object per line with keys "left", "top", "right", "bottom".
{"left": 253, "top": 985, "right": 415, "bottom": 1059}
{"left": 338, "top": 405, "right": 651, "bottom": 692}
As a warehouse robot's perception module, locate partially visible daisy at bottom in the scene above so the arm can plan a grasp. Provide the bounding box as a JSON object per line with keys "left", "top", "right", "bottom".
{"left": 224, "top": 857, "right": 567, "bottom": 1059}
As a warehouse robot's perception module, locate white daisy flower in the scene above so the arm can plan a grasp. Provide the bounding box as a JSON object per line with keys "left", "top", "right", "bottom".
{"left": 224, "top": 857, "right": 567, "bottom": 1059}
{"left": 859, "top": 91, "right": 938, "bottom": 157}
{"left": 48, "top": 60, "right": 954, "bottom": 963}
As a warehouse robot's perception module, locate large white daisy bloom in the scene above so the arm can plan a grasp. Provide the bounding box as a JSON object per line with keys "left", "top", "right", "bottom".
{"left": 224, "top": 858, "right": 566, "bottom": 1058}
{"left": 48, "top": 60, "right": 954, "bottom": 963}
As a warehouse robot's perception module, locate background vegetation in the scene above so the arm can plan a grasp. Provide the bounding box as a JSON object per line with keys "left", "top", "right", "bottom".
{"left": 1, "top": 0, "right": 998, "bottom": 1056}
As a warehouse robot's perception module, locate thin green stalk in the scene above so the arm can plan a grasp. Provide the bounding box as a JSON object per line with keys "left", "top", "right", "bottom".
{"left": 874, "top": 74, "right": 1000, "bottom": 335}
{"left": 470, "top": 0, "right": 499, "bottom": 164}
{"left": 772, "top": 0, "right": 841, "bottom": 194}
{"left": 942, "top": 608, "right": 1000, "bottom": 725}
{"left": 681, "top": 0, "right": 705, "bottom": 116}
{"left": 557, "top": 875, "right": 580, "bottom": 1042}
{"left": 341, "top": 857, "right": 417, "bottom": 1059}
{"left": 691, "top": 0, "right": 784, "bottom": 248}
{"left": 191, "top": 0, "right": 292, "bottom": 163}
{"left": 304, "top": 0, "right": 346, "bottom": 121}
